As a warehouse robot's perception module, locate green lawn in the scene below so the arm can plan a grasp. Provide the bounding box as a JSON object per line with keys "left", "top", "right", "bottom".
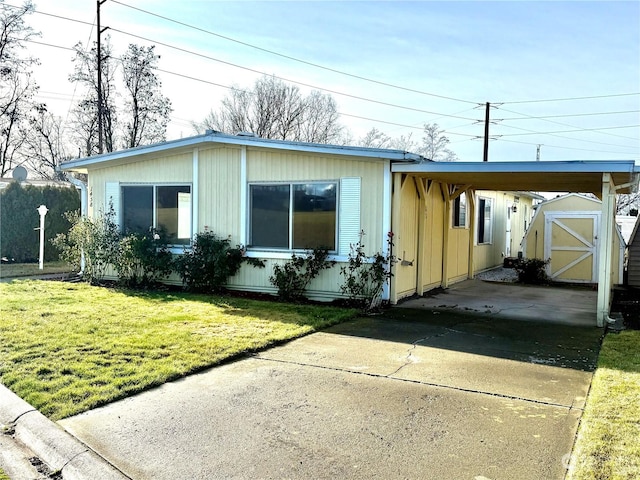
{"left": 0, "top": 280, "right": 356, "bottom": 420}
{"left": 0, "top": 262, "right": 72, "bottom": 279}
{"left": 568, "top": 330, "right": 640, "bottom": 479}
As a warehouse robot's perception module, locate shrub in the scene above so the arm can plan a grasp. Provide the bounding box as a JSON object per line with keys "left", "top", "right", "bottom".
{"left": 174, "top": 231, "right": 264, "bottom": 292}
{"left": 114, "top": 229, "right": 173, "bottom": 287}
{"left": 339, "top": 231, "right": 395, "bottom": 311}
{"left": 51, "top": 205, "right": 120, "bottom": 284}
{"left": 270, "top": 247, "right": 335, "bottom": 301}
{"left": 514, "top": 258, "right": 549, "bottom": 285}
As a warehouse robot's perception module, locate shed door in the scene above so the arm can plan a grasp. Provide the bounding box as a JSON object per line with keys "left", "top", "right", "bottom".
{"left": 544, "top": 212, "right": 599, "bottom": 283}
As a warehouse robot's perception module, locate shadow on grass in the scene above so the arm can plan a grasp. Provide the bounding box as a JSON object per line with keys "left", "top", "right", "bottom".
{"left": 111, "top": 285, "right": 358, "bottom": 329}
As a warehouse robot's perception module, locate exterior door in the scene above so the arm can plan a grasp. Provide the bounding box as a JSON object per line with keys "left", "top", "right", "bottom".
{"left": 544, "top": 212, "right": 599, "bottom": 283}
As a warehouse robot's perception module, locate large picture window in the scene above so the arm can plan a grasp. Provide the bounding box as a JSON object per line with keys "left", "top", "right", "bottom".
{"left": 122, "top": 184, "right": 191, "bottom": 244}
{"left": 477, "top": 197, "right": 493, "bottom": 244}
{"left": 250, "top": 182, "right": 337, "bottom": 250}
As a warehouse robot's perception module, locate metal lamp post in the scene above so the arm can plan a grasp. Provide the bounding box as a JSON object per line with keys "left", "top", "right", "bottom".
{"left": 37, "top": 205, "right": 48, "bottom": 270}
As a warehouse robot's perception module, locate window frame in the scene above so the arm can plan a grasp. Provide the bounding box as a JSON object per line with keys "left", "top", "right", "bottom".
{"left": 120, "top": 182, "right": 192, "bottom": 246}
{"left": 248, "top": 180, "right": 339, "bottom": 253}
{"left": 476, "top": 195, "right": 494, "bottom": 245}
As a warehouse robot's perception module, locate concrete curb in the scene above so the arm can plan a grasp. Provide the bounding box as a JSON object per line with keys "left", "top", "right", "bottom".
{"left": 0, "top": 383, "right": 129, "bottom": 480}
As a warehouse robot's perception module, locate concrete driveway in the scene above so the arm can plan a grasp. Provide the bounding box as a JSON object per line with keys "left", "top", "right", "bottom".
{"left": 59, "top": 307, "right": 602, "bottom": 480}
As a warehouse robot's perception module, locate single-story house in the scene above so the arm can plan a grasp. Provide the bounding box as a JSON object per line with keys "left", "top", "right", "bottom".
{"left": 61, "top": 132, "right": 639, "bottom": 326}
{"left": 522, "top": 193, "right": 625, "bottom": 284}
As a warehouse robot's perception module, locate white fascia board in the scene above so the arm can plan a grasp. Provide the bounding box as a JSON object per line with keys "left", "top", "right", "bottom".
{"left": 392, "top": 160, "right": 638, "bottom": 174}
{"left": 60, "top": 135, "right": 211, "bottom": 171}
{"left": 61, "top": 133, "right": 425, "bottom": 171}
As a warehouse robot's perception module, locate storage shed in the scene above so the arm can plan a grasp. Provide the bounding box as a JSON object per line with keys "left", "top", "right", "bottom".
{"left": 521, "top": 193, "right": 624, "bottom": 284}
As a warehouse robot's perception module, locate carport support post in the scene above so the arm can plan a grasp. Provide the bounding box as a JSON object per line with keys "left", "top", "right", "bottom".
{"left": 596, "top": 173, "right": 615, "bottom": 327}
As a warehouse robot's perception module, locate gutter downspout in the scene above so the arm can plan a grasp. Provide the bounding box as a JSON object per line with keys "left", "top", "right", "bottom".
{"left": 66, "top": 174, "right": 88, "bottom": 274}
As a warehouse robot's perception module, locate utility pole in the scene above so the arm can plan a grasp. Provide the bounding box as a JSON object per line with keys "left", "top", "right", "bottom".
{"left": 97, "top": 0, "right": 107, "bottom": 154}
{"left": 482, "top": 102, "right": 490, "bottom": 162}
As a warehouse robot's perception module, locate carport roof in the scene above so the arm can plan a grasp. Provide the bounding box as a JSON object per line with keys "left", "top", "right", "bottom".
{"left": 392, "top": 160, "right": 639, "bottom": 194}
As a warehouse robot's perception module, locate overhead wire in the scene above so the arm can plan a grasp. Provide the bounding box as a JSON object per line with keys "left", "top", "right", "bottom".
{"left": 495, "top": 122, "right": 639, "bottom": 150}
{"left": 108, "top": 0, "right": 479, "bottom": 106}
{"left": 498, "top": 138, "right": 639, "bottom": 156}
{"left": 12, "top": 2, "right": 640, "bottom": 157}
{"left": 496, "top": 106, "right": 640, "bottom": 142}
{"left": 498, "top": 92, "right": 640, "bottom": 105}
{"left": 109, "top": 27, "right": 480, "bottom": 121}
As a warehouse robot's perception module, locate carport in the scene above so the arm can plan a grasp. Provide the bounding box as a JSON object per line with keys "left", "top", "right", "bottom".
{"left": 390, "top": 160, "right": 639, "bottom": 327}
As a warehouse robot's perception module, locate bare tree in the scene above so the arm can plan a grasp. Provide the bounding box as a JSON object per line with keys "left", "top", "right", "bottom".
{"left": 0, "top": 0, "right": 38, "bottom": 176}
{"left": 22, "top": 104, "right": 68, "bottom": 179}
{"left": 121, "top": 44, "right": 171, "bottom": 148}
{"left": 617, "top": 194, "right": 640, "bottom": 215}
{"left": 69, "top": 37, "right": 117, "bottom": 155}
{"left": 421, "top": 123, "right": 459, "bottom": 161}
{"left": 196, "top": 75, "right": 344, "bottom": 144}
{"left": 358, "top": 128, "right": 392, "bottom": 149}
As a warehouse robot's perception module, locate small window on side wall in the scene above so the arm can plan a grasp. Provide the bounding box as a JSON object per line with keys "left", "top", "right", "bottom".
{"left": 477, "top": 197, "right": 493, "bottom": 244}
{"left": 453, "top": 192, "right": 466, "bottom": 228}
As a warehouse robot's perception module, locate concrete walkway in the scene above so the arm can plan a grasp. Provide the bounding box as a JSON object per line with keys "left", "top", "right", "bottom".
{"left": 58, "top": 310, "right": 602, "bottom": 480}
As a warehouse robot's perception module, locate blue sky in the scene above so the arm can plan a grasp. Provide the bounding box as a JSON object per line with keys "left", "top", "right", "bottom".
{"left": 14, "top": 0, "right": 640, "bottom": 161}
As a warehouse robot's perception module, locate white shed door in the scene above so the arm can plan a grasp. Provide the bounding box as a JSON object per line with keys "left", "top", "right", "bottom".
{"left": 544, "top": 212, "right": 600, "bottom": 283}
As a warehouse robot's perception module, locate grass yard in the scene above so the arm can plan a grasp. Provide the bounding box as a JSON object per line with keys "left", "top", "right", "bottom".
{"left": 0, "top": 262, "right": 72, "bottom": 279}
{"left": 0, "top": 280, "right": 356, "bottom": 421}
{"left": 568, "top": 330, "right": 640, "bottom": 480}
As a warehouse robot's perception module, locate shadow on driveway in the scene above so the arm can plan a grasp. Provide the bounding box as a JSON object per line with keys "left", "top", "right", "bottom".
{"left": 60, "top": 308, "right": 602, "bottom": 480}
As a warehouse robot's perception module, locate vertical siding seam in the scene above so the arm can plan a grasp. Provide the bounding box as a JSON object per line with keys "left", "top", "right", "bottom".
{"left": 240, "top": 146, "right": 247, "bottom": 245}
{"left": 192, "top": 148, "right": 199, "bottom": 238}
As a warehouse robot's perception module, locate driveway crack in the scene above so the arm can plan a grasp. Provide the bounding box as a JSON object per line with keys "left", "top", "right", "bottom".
{"left": 386, "top": 333, "right": 448, "bottom": 377}
{"left": 252, "top": 354, "right": 576, "bottom": 411}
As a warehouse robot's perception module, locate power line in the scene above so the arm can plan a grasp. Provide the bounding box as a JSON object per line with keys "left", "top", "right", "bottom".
{"left": 498, "top": 110, "right": 640, "bottom": 121}
{"left": 498, "top": 92, "right": 640, "bottom": 105}
{"left": 110, "top": 27, "right": 480, "bottom": 121}
{"left": 109, "top": 0, "right": 479, "bottom": 106}
{"left": 497, "top": 124, "right": 640, "bottom": 137}
{"left": 497, "top": 106, "right": 640, "bottom": 142}
{"left": 25, "top": 38, "right": 638, "bottom": 156}
{"left": 10, "top": 2, "right": 640, "bottom": 112}
{"left": 16, "top": 5, "right": 640, "bottom": 158}
{"left": 498, "top": 138, "right": 639, "bottom": 156}
{"left": 496, "top": 122, "right": 638, "bottom": 150}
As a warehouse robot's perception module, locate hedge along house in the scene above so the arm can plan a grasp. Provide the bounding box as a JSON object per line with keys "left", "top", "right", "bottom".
{"left": 61, "top": 132, "right": 639, "bottom": 327}
{"left": 521, "top": 193, "right": 625, "bottom": 285}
